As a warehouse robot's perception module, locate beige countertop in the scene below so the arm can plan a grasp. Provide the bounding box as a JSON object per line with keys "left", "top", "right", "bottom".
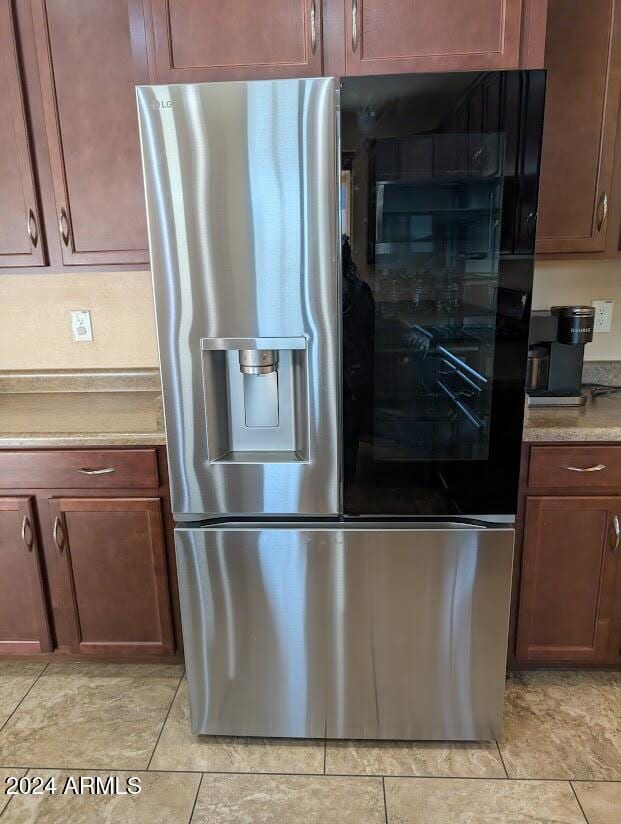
{"left": 523, "top": 391, "right": 621, "bottom": 443}
{"left": 3, "top": 368, "right": 620, "bottom": 448}
{"left": 0, "top": 369, "right": 165, "bottom": 448}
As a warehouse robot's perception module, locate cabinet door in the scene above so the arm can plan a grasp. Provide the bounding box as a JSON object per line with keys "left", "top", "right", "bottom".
{"left": 0, "top": 497, "right": 51, "bottom": 653}
{"left": 536, "top": 0, "right": 621, "bottom": 253}
{"left": 31, "top": 0, "right": 149, "bottom": 265}
{"left": 516, "top": 497, "right": 620, "bottom": 664}
{"left": 50, "top": 497, "right": 174, "bottom": 656}
{"left": 344, "top": 0, "right": 523, "bottom": 75}
{"left": 148, "top": 0, "right": 322, "bottom": 82}
{"left": 0, "top": 1, "right": 45, "bottom": 267}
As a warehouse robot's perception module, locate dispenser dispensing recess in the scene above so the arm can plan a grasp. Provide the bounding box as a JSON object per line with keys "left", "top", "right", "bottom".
{"left": 201, "top": 337, "right": 309, "bottom": 463}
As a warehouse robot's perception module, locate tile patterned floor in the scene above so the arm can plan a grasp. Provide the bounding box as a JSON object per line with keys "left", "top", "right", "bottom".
{"left": 0, "top": 661, "right": 619, "bottom": 822}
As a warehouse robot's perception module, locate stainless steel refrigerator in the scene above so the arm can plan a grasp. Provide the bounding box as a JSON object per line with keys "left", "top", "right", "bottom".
{"left": 137, "top": 71, "right": 545, "bottom": 741}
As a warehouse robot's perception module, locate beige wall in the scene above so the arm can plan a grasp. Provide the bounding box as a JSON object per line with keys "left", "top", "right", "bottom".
{"left": 1, "top": 259, "right": 620, "bottom": 371}
{"left": 0, "top": 271, "right": 158, "bottom": 370}
{"left": 533, "top": 259, "right": 621, "bottom": 360}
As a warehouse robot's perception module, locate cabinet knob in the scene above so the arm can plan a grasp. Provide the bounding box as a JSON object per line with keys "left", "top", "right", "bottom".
{"left": 21, "top": 515, "right": 34, "bottom": 552}
{"left": 59, "top": 207, "right": 70, "bottom": 246}
{"left": 352, "top": 0, "right": 358, "bottom": 52}
{"left": 53, "top": 515, "right": 65, "bottom": 553}
{"left": 310, "top": 0, "right": 317, "bottom": 54}
{"left": 27, "top": 208, "right": 39, "bottom": 248}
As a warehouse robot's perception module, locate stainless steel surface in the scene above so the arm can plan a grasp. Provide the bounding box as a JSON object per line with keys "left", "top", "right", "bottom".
{"left": 613, "top": 514, "right": 620, "bottom": 553}
{"left": 352, "top": 0, "right": 358, "bottom": 52}
{"left": 527, "top": 393, "right": 587, "bottom": 407}
{"left": 238, "top": 349, "right": 278, "bottom": 376}
{"left": 176, "top": 521, "right": 514, "bottom": 740}
{"left": 27, "top": 208, "right": 38, "bottom": 247}
{"left": 310, "top": 0, "right": 317, "bottom": 54}
{"left": 59, "top": 207, "right": 69, "bottom": 246}
{"left": 201, "top": 337, "right": 307, "bottom": 351}
{"left": 137, "top": 78, "right": 340, "bottom": 518}
{"left": 526, "top": 346, "right": 549, "bottom": 392}
{"left": 563, "top": 463, "right": 606, "bottom": 473}
{"left": 52, "top": 516, "right": 64, "bottom": 553}
{"left": 21, "top": 515, "right": 33, "bottom": 551}
{"left": 597, "top": 190, "right": 609, "bottom": 231}
{"left": 77, "top": 467, "right": 116, "bottom": 475}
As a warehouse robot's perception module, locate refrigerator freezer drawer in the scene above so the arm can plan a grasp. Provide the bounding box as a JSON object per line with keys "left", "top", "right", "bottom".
{"left": 176, "top": 522, "right": 514, "bottom": 741}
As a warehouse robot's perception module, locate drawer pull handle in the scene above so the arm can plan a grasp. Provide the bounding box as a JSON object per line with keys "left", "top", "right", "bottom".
{"left": 21, "top": 515, "right": 34, "bottom": 551}
{"left": 562, "top": 464, "right": 606, "bottom": 472}
{"left": 53, "top": 516, "right": 65, "bottom": 553}
{"left": 77, "top": 467, "right": 115, "bottom": 475}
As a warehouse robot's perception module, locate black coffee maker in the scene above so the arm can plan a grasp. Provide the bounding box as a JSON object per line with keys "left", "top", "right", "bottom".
{"left": 526, "top": 305, "right": 595, "bottom": 406}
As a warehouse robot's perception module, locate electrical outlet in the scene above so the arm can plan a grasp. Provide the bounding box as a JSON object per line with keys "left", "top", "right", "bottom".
{"left": 592, "top": 300, "right": 614, "bottom": 333}
{"left": 71, "top": 310, "right": 93, "bottom": 342}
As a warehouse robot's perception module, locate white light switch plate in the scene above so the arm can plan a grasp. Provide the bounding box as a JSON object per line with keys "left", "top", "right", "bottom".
{"left": 592, "top": 299, "right": 614, "bottom": 333}
{"left": 71, "top": 309, "right": 93, "bottom": 342}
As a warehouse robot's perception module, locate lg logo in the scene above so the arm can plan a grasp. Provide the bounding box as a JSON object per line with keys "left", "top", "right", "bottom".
{"left": 150, "top": 99, "right": 172, "bottom": 110}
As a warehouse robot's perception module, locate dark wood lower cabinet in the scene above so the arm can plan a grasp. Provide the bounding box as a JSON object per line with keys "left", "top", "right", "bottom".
{"left": 49, "top": 497, "right": 174, "bottom": 657}
{"left": 516, "top": 495, "right": 621, "bottom": 665}
{"left": 0, "top": 447, "right": 180, "bottom": 661}
{"left": 0, "top": 497, "right": 51, "bottom": 654}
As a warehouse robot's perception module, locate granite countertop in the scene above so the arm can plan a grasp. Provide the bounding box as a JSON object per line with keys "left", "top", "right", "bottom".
{"left": 0, "top": 369, "right": 165, "bottom": 448}
{"left": 523, "top": 391, "right": 621, "bottom": 443}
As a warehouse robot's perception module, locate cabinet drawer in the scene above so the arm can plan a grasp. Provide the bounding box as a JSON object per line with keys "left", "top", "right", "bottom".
{"left": 529, "top": 446, "right": 621, "bottom": 488}
{"left": 0, "top": 450, "right": 159, "bottom": 489}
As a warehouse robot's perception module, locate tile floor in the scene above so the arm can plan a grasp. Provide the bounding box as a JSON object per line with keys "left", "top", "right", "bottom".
{"left": 0, "top": 663, "right": 619, "bottom": 822}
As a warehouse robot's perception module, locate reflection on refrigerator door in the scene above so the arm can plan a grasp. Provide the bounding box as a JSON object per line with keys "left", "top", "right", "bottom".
{"left": 176, "top": 523, "right": 514, "bottom": 740}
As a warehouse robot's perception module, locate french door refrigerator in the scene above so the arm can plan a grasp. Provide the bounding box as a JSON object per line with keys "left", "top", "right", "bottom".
{"left": 137, "top": 71, "right": 545, "bottom": 741}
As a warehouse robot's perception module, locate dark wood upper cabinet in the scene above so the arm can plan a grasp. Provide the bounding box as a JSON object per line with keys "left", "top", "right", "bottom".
{"left": 343, "top": 0, "right": 525, "bottom": 75}
{"left": 0, "top": 1, "right": 45, "bottom": 267}
{"left": 516, "top": 496, "right": 620, "bottom": 664}
{"left": 0, "top": 496, "right": 52, "bottom": 654}
{"left": 31, "top": 0, "right": 150, "bottom": 265}
{"left": 50, "top": 496, "right": 174, "bottom": 657}
{"left": 148, "top": 0, "right": 323, "bottom": 82}
{"left": 536, "top": 0, "right": 621, "bottom": 254}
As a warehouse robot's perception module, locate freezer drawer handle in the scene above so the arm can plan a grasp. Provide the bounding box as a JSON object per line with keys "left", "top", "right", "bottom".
{"left": 562, "top": 464, "right": 606, "bottom": 472}
{"left": 77, "top": 467, "right": 116, "bottom": 475}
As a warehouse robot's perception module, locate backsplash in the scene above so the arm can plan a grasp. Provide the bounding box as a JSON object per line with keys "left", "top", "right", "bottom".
{"left": 533, "top": 259, "right": 621, "bottom": 361}
{"left": 2, "top": 259, "right": 620, "bottom": 371}
{"left": 0, "top": 271, "right": 158, "bottom": 370}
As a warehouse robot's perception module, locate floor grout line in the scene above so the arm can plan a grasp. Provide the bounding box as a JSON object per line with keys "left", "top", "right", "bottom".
{"left": 382, "top": 776, "right": 389, "bottom": 824}
{"left": 0, "top": 765, "right": 618, "bottom": 782}
{"left": 495, "top": 740, "right": 509, "bottom": 779}
{"left": 0, "top": 664, "right": 48, "bottom": 738}
{"left": 188, "top": 772, "right": 203, "bottom": 823}
{"left": 146, "top": 673, "right": 184, "bottom": 771}
{"left": 569, "top": 780, "right": 591, "bottom": 824}
{"left": 0, "top": 767, "right": 29, "bottom": 820}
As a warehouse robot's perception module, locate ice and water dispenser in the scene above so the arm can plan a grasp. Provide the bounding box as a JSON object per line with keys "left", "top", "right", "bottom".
{"left": 201, "top": 337, "right": 309, "bottom": 463}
